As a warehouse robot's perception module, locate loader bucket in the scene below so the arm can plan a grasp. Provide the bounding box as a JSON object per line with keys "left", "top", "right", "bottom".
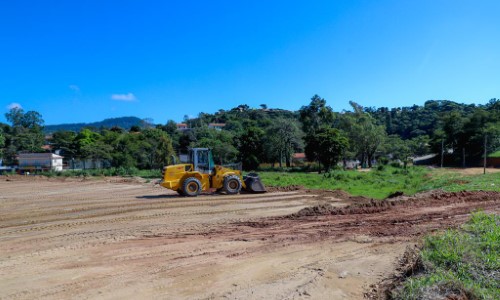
{"left": 243, "top": 173, "right": 266, "bottom": 193}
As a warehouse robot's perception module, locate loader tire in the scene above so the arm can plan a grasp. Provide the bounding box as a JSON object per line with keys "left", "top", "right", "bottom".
{"left": 223, "top": 175, "right": 242, "bottom": 195}
{"left": 176, "top": 189, "right": 185, "bottom": 196}
{"left": 182, "top": 177, "right": 202, "bottom": 197}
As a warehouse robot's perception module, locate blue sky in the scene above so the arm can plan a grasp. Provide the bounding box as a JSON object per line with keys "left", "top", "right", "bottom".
{"left": 1, "top": 0, "right": 499, "bottom": 125}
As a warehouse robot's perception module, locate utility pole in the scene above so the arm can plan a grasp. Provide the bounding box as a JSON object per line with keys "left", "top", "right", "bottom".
{"left": 483, "top": 134, "right": 487, "bottom": 175}
{"left": 462, "top": 148, "right": 465, "bottom": 168}
{"left": 440, "top": 139, "right": 444, "bottom": 168}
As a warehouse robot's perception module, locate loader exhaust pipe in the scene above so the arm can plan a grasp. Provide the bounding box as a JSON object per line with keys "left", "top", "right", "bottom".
{"left": 243, "top": 173, "right": 266, "bottom": 193}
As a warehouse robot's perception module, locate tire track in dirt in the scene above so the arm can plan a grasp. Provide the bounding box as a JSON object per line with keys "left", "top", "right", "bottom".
{"left": 0, "top": 194, "right": 314, "bottom": 234}
{"left": 0, "top": 192, "right": 306, "bottom": 225}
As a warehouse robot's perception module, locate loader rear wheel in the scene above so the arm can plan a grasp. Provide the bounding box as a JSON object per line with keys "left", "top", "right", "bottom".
{"left": 182, "top": 177, "right": 202, "bottom": 197}
{"left": 223, "top": 175, "right": 241, "bottom": 195}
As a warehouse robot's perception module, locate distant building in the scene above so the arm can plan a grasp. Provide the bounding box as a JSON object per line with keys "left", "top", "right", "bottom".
{"left": 292, "top": 153, "right": 306, "bottom": 166}
{"left": 208, "top": 123, "right": 225, "bottom": 131}
{"left": 487, "top": 151, "right": 500, "bottom": 168}
{"left": 18, "top": 153, "right": 64, "bottom": 171}
{"left": 487, "top": 157, "right": 500, "bottom": 168}
{"left": 176, "top": 123, "right": 189, "bottom": 131}
{"left": 343, "top": 159, "right": 360, "bottom": 169}
{"left": 413, "top": 154, "right": 438, "bottom": 166}
{"left": 292, "top": 153, "right": 306, "bottom": 161}
{"left": 0, "top": 159, "right": 15, "bottom": 174}
{"left": 68, "top": 159, "right": 107, "bottom": 170}
{"left": 41, "top": 145, "right": 53, "bottom": 151}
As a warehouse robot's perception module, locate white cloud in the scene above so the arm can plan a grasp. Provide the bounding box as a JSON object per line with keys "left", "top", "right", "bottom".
{"left": 7, "top": 102, "right": 22, "bottom": 110}
{"left": 69, "top": 84, "right": 80, "bottom": 92}
{"left": 111, "top": 93, "right": 137, "bottom": 102}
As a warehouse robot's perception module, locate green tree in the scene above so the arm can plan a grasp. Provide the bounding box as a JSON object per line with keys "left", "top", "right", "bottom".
{"left": 237, "top": 127, "right": 265, "bottom": 171}
{"left": 191, "top": 127, "right": 237, "bottom": 164}
{"left": 442, "top": 110, "right": 467, "bottom": 163}
{"left": 339, "top": 102, "right": 386, "bottom": 168}
{"left": 21, "top": 111, "right": 44, "bottom": 130}
{"left": 409, "top": 135, "right": 431, "bottom": 157}
{"left": 5, "top": 108, "right": 24, "bottom": 127}
{"left": 142, "top": 128, "right": 175, "bottom": 169}
{"left": 160, "top": 120, "right": 178, "bottom": 136}
{"left": 51, "top": 131, "right": 77, "bottom": 158}
{"left": 4, "top": 108, "right": 45, "bottom": 154}
{"left": 108, "top": 132, "right": 138, "bottom": 168}
{"left": 305, "top": 127, "right": 348, "bottom": 172}
{"left": 156, "top": 120, "right": 181, "bottom": 152}
{"left": 299, "top": 95, "right": 334, "bottom": 134}
{"left": 74, "top": 129, "right": 112, "bottom": 169}
{"left": 264, "top": 119, "right": 303, "bottom": 167}
{"left": 129, "top": 125, "right": 141, "bottom": 132}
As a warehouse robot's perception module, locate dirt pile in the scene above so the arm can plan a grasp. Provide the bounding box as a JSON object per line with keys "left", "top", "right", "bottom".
{"left": 287, "top": 191, "right": 500, "bottom": 219}
{"left": 288, "top": 200, "right": 393, "bottom": 218}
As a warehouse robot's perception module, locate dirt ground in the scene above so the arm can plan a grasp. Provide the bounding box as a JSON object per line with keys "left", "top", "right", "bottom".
{"left": 0, "top": 176, "right": 498, "bottom": 299}
{"left": 437, "top": 167, "right": 500, "bottom": 175}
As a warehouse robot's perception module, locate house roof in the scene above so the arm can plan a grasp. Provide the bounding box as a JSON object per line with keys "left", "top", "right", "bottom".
{"left": 293, "top": 153, "right": 306, "bottom": 159}
{"left": 412, "top": 154, "right": 438, "bottom": 161}
{"left": 18, "top": 153, "right": 64, "bottom": 159}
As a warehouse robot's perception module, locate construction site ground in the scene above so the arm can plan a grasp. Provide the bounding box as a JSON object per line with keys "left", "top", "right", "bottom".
{"left": 1, "top": 176, "right": 498, "bottom": 299}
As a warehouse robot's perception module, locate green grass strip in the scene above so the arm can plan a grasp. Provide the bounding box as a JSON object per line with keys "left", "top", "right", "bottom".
{"left": 393, "top": 212, "right": 500, "bottom": 300}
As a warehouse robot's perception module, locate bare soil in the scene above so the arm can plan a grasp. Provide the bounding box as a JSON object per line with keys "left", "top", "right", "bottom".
{"left": 436, "top": 167, "right": 500, "bottom": 175}
{"left": 0, "top": 176, "right": 498, "bottom": 299}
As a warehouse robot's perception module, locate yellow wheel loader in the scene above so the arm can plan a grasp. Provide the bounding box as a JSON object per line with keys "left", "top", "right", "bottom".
{"left": 159, "top": 148, "right": 266, "bottom": 197}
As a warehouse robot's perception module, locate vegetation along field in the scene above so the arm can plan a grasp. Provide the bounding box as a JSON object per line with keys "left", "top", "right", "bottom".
{"left": 260, "top": 166, "right": 500, "bottom": 199}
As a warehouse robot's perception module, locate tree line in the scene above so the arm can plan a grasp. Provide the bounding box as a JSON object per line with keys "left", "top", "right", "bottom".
{"left": 1, "top": 96, "right": 499, "bottom": 172}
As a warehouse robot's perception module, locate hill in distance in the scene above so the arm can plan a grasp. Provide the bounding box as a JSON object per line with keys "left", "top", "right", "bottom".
{"left": 44, "top": 116, "right": 147, "bottom": 133}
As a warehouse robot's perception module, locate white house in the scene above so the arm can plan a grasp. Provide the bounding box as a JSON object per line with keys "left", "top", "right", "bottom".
{"left": 18, "top": 153, "right": 64, "bottom": 171}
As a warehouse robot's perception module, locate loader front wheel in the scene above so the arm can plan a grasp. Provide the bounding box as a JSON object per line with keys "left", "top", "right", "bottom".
{"left": 182, "top": 177, "right": 202, "bottom": 197}
{"left": 223, "top": 175, "right": 242, "bottom": 195}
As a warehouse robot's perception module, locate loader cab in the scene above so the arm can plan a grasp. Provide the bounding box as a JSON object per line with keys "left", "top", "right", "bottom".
{"left": 189, "top": 148, "right": 214, "bottom": 174}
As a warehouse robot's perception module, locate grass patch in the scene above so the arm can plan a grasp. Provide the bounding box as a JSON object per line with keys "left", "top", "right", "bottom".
{"left": 488, "top": 150, "right": 500, "bottom": 158}
{"left": 392, "top": 212, "right": 500, "bottom": 300}
{"left": 258, "top": 166, "right": 500, "bottom": 199}
{"left": 258, "top": 166, "right": 431, "bottom": 199}
{"left": 424, "top": 170, "right": 500, "bottom": 193}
